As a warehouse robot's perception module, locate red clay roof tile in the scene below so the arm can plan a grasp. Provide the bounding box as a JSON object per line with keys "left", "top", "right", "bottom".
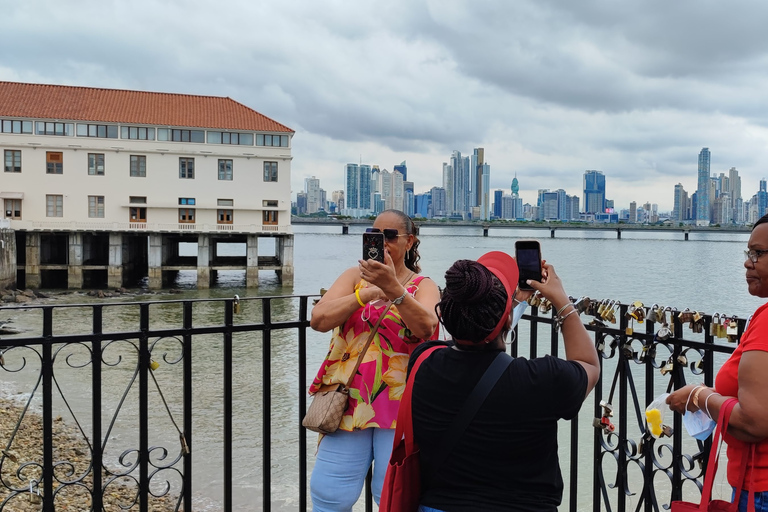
{"left": 0, "top": 81, "right": 293, "bottom": 133}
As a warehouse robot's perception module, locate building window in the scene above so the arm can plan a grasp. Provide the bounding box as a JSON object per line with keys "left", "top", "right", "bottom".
{"left": 217, "top": 209, "right": 233, "bottom": 224}
{"left": 36, "top": 122, "right": 73, "bottom": 136}
{"left": 76, "top": 124, "right": 118, "bottom": 138}
{"left": 130, "top": 207, "right": 147, "bottom": 223}
{"left": 218, "top": 159, "right": 233, "bottom": 180}
{"left": 1, "top": 119, "right": 33, "bottom": 134}
{"left": 263, "top": 210, "right": 278, "bottom": 225}
{"left": 158, "top": 128, "right": 205, "bottom": 143}
{"left": 4, "top": 199, "right": 21, "bottom": 219}
{"left": 129, "top": 196, "right": 147, "bottom": 204}
{"left": 179, "top": 208, "right": 195, "bottom": 223}
{"left": 46, "top": 152, "right": 63, "bottom": 174}
{"left": 179, "top": 158, "right": 195, "bottom": 179}
{"left": 4, "top": 150, "right": 21, "bottom": 173}
{"left": 130, "top": 155, "right": 146, "bottom": 177}
{"left": 46, "top": 195, "right": 63, "bottom": 217}
{"left": 263, "top": 161, "right": 278, "bottom": 182}
{"left": 179, "top": 198, "right": 196, "bottom": 205}
{"left": 256, "top": 134, "right": 289, "bottom": 147}
{"left": 207, "top": 131, "right": 254, "bottom": 145}
{"left": 88, "top": 153, "right": 105, "bottom": 176}
{"left": 262, "top": 200, "right": 278, "bottom": 207}
{"left": 88, "top": 196, "right": 105, "bottom": 218}
{"left": 121, "top": 126, "right": 155, "bottom": 140}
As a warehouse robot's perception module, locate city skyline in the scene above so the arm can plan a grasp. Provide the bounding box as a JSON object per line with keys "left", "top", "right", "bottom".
{"left": 5, "top": 2, "right": 768, "bottom": 216}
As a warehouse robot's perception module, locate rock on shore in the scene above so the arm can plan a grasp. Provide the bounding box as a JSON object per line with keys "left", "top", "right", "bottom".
{"left": 0, "top": 397, "right": 181, "bottom": 511}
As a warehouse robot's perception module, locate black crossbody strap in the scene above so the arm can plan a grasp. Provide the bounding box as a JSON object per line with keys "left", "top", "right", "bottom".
{"left": 430, "top": 351, "right": 513, "bottom": 475}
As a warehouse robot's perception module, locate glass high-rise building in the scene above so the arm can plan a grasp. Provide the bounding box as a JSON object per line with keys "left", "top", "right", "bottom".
{"left": 696, "top": 148, "right": 711, "bottom": 226}
{"left": 583, "top": 170, "right": 606, "bottom": 214}
{"left": 344, "top": 163, "right": 372, "bottom": 211}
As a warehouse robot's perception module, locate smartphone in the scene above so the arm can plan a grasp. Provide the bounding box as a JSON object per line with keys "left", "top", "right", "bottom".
{"left": 515, "top": 240, "right": 542, "bottom": 290}
{"left": 362, "top": 232, "right": 385, "bottom": 263}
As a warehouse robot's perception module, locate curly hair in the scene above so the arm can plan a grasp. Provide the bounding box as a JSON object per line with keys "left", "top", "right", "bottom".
{"left": 437, "top": 259, "right": 508, "bottom": 343}
{"left": 380, "top": 209, "right": 421, "bottom": 273}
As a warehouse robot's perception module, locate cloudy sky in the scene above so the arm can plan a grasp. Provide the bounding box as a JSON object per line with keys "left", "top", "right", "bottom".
{"left": 3, "top": 0, "right": 768, "bottom": 211}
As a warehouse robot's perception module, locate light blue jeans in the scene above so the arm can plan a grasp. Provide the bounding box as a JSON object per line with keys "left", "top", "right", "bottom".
{"left": 418, "top": 506, "right": 444, "bottom": 512}
{"left": 310, "top": 428, "right": 396, "bottom": 512}
{"left": 734, "top": 489, "right": 768, "bottom": 512}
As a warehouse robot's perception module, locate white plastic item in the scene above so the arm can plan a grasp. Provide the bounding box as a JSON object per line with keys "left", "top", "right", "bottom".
{"left": 645, "top": 393, "right": 670, "bottom": 438}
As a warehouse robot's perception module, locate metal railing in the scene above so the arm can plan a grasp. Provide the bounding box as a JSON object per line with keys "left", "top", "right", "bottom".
{"left": 0, "top": 297, "right": 742, "bottom": 511}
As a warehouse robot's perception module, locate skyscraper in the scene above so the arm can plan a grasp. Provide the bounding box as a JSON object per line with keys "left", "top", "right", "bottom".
{"left": 472, "top": 148, "right": 485, "bottom": 209}
{"left": 394, "top": 161, "right": 407, "bottom": 181}
{"left": 344, "top": 163, "right": 372, "bottom": 211}
{"left": 304, "top": 176, "right": 322, "bottom": 214}
{"left": 673, "top": 184, "right": 688, "bottom": 222}
{"left": 583, "top": 170, "right": 606, "bottom": 214}
{"left": 696, "top": 148, "right": 710, "bottom": 226}
{"left": 493, "top": 190, "right": 503, "bottom": 219}
{"left": 759, "top": 179, "right": 768, "bottom": 217}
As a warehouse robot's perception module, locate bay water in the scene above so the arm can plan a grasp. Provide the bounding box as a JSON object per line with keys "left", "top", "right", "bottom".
{"left": 1, "top": 225, "right": 761, "bottom": 510}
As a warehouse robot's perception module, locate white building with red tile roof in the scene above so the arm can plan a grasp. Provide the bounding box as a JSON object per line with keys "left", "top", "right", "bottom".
{"left": 0, "top": 81, "right": 295, "bottom": 289}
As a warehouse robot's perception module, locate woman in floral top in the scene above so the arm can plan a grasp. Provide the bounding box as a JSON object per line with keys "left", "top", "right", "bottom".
{"left": 308, "top": 209, "right": 440, "bottom": 511}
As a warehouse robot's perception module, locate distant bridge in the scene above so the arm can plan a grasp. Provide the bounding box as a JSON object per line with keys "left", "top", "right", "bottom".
{"left": 290, "top": 217, "right": 751, "bottom": 240}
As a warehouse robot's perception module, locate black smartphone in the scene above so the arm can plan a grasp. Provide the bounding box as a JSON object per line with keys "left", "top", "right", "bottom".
{"left": 515, "top": 240, "right": 542, "bottom": 290}
{"left": 362, "top": 232, "right": 385, "bottom": 263}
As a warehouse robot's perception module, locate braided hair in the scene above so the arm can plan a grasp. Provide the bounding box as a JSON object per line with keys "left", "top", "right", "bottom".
{"left": 380, "top": 209, "right": 421, "bottom": 273}
{"left": 437, "top": 260, "right": 508, "bottom": 343}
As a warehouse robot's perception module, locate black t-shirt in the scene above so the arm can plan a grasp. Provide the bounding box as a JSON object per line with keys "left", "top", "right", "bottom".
{"left": 408, "top": 340, "right": 588, "bottom": 512}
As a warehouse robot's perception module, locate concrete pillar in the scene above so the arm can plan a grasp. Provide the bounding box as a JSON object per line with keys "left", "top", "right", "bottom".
{"left": 342, "top": 224, "right": 349, "bottom": 235}
{"left": 68, "top": 232, "right": 83, "bottom": 289}
{"left": 277, "top": 235, "right": 294, "bottom": 285}
{"left": 108, "top": 233, "right": 124, "bottom": 289}
{"left": 148, "top": 234, "right": 163, "bottom": 289}
{"left": 246, "top": 234, "right": 259, "bottom": 288}
{"left": 482, "top": 224, "right": 489, "bottom": 237}
{"left": 617, "top": 228, "right": 622, "bottom": 240}
{"left": 684, "top": 231, "right": 689, "bottom": 241}
{"left": 550, "top": 229, "right": 556, "bottom": 238}
{"left": 25, "top": 232, "right": 41, "bottom": 288}
{"left": 0, "top": 229, "right": 17, "bottom": 290}
{"left": 197, "top": 234, "right": 211, "bottom": 289}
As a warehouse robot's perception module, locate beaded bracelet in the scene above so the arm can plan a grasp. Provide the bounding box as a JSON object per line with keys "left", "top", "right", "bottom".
{"left": 354, "top": 289, "right": 365, "bottom": 308}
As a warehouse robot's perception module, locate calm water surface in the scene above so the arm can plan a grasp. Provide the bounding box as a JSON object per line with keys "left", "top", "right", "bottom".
{"left": 1, "top": 225, "right": 760, "bottom": 510}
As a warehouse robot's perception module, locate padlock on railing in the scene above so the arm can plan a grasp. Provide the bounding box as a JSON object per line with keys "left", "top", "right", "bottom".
{"left": 233, "top": 295, "right": 241, "bottom": 315}
{"left": 28, "top": 480, "right": 41, "bottom": 504}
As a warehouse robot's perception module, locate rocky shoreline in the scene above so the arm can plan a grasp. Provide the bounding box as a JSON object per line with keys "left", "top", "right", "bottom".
{"left": 0, "top": 392, "right": 182, "bottom": 511}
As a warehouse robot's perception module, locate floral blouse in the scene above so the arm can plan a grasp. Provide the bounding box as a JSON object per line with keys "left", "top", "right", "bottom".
{"left": 309, "top": 275, "right": 436, "bottom": 431}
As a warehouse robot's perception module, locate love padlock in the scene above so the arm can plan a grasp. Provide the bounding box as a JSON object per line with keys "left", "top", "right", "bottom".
{"left": 150, "top": 360, "right": 160, "bottom": 371}
{"left": 233, "top": 295, "right": 241, "bottom": 315}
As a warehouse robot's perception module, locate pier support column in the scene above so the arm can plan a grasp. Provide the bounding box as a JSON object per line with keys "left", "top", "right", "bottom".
{"left": 68, "top": 232, "right": 83, "bottom": 289}
{"left": 550, "top": 229, "right": 555, "bottom": 238}
{"left": 25, "top": 232, "right": 41, "bottom": 289}
{"left": 342, "top": 224, "right": 349, "bottom": 235}
{"left": 246, "top": 234, "right": 259, "bottom": 288}
{"left": 148, "top": 234, "right": 163, "bottom": 289}
{"left": 197, "top": 234, "right": 211, "bottom": 289}
{"left": 684, "top": 231, "right": 689, "bottom": 241}
{"left": 617, "top": 228, "right": 622, "bottom": 239}
{"left": 482, "top": 224, "right": 489, "bottom": 237}
{"left": 277, "top": 235, "right": 294, "bottom": 285}
{"left": 108, "top": 233, "right": 124, "bottom": 289}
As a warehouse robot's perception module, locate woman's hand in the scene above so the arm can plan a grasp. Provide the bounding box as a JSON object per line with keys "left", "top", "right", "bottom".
{"left": 359, "top": 250, "right": 400, "bottom": 298}
{"left": 666, "top": 384, "right": 700, "bottom": 414}
{"left": 526, "top": 262, "right": 569, "bottom": 310}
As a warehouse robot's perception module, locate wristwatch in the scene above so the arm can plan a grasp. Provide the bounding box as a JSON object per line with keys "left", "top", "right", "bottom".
{"left": 392, "top": 289, "right": 408, "bottom": 305}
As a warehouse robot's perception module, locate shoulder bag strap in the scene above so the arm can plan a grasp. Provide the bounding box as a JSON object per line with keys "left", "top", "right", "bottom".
{"left": 397, "top": 345, "right": 446, "bottom": 455}
{"left": 428, "top": 351, "right": 513, "bottom": 480}
{"left": 699, "top": 397, "right": 738, "bottom": 511}
{"left": 343, "top": 303, "right": 393, "bottom": 389}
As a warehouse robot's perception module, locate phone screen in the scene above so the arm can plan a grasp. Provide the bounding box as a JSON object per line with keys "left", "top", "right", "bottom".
{"left": 362, "top": 233, "right": 385, "bottom": 263}
{"left": 515, "top": 243, "right": 542, "bottom": 289}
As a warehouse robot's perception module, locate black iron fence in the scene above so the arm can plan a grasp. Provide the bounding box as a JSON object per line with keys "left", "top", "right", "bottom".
{"left": 0, "top": 296, "right": 743, "bottom": 511}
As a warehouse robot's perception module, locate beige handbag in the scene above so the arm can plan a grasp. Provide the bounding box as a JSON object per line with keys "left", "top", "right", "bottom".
{"left": 303, "top": 304, "right": 392, "bottom": 434}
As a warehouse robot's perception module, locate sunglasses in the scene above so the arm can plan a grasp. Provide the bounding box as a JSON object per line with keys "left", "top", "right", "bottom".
{"left": 365, "top": 227, "right": 408, "bottom": 241}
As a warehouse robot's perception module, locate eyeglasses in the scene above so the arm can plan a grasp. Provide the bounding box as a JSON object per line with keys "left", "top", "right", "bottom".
{"left": 744, "top": 249, "right": 768, "bottom": 264}
{"left": 365, "top": 227, "right": 408, "bottom": 241}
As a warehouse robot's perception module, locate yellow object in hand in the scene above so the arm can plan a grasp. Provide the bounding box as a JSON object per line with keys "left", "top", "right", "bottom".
{"left": 646, "top": 408, "right": 662, "bottom": 437}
